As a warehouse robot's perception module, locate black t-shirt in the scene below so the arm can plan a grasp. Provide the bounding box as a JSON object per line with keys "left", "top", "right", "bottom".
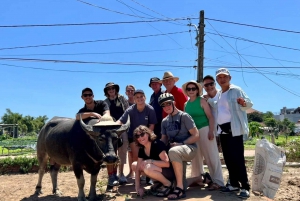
{"left": 109, "top": 99, "right": 124, "bottom": 121}
{"left": 138, "top": 140, "right": 167, "bottom": 160}
{"left": 77, "top": 100, "right": 109, "bottom": 115}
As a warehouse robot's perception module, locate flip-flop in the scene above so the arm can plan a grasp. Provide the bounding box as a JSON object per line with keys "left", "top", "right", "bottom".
{"left": 168, "top": 187, "right": 186, "bottom": 200}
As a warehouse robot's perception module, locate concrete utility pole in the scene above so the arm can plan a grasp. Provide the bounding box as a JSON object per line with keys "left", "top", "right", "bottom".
{"left": 197, "top": 10, "right": 205, "bottom": 83}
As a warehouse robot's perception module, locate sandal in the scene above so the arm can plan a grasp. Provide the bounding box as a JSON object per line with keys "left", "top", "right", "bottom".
{"left": 208, "top": 183, "right": 222, "bottom": 191}
{"left": 156, "top": 182, "right": 173, "bottom": 197}
{"left": 168, "top": 187, "right": 186, "bottom": 200}
{"left": 150, "top": 182, "right": 163, "bottom": 195}
{"left": 202, "top": 172, "right": 213, "bottom": 186}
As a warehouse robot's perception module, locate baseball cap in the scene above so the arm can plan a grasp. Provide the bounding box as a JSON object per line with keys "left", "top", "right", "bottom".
{"left": 216, "top": 68, "right": 230, "bottom": 77}
{"left": 134, "top": 89, "right": 145, "bottom": 95}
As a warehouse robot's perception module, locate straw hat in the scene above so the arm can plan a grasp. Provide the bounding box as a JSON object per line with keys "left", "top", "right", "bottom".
{"left": 158, "top": 71, "right": 179, "bottom": 83}
{"left": 93, "top": 116, "right": 121, "bottom": 126}
{"left": 182, "top": 80, "right": 203, "bottom": 96}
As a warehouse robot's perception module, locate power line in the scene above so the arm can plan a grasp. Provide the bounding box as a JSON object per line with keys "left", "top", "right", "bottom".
{"left": 206, "top": 31, "right": 300, "bottom": 52}
{"left": 0, "top": 18, "right": 190, "bottom": 28}
{"left": 0, "top": 47, "right": 193, "bottom": 57}
{"left": 76, "top": 0, "right": 154, "bottom": 19}
{"left": 205, "top": 17, "right": 300, "bottom": 34}
{"left": 206, "top": 20, "right": 300, "bottom": 97}
{"left": 0, "top": 31, "right": 189, "bottom": 51}
{"left": 0, "top": 57, "right": 194, "bottom": 67}
{"left": 0, "top": 63, "right": 189, "bottom": 74}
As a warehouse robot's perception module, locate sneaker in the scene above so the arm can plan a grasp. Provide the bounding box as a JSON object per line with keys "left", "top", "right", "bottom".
{"left": 237, "top": 189, "right": 250, "bottom": 199}
{"left": 118, "top": 174, "right": 128, "bottom": 184}
{"left": 220, "top": 185, "right": 240, "bottom": 193}
{"left": 108, "top": 175, "right": 119, "bottom": 187}
{"left": 146, "top": 177, "right": 153, "bottom": 186}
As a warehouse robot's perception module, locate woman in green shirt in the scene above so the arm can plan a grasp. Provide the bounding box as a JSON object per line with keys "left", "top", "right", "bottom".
{"left": 182, "top": 80, "right": 224, "bottom": 190}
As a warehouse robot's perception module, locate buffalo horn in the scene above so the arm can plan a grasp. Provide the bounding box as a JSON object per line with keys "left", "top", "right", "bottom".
{"left": 79, "top": 114, "right": 100, "bottom": 136}
{"left": 116, "top": 115, "right": 130, "bottom": 136}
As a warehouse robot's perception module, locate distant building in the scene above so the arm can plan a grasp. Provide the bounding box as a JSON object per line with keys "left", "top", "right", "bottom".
{"left": 274, "top": 106, "right": 300, "bottom": 123}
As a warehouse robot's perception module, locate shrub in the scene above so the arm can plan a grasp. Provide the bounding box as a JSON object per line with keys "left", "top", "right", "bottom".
{"left": 285, "top": 138, "right": 300, "bottom": 162}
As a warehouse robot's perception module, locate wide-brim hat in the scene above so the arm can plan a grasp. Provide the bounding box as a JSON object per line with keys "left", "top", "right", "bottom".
{"left": 149, "top": 77, "right": 161, "bottom": 87}
{"left": 158, "top": 71, "right": 179, "bottom": 83}
{"left": 104, "top": 82, "right": 120, "bottom": 94}
{"left": 182, "top": 80, "right": 203, "bottom": 96}
{"left": 93, "top": 116, "right": 121, "bottom": 126}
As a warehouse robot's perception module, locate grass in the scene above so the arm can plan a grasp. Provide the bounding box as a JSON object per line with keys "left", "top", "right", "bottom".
{"left": 244, "top": 134, "right": 299, "bottom": 149}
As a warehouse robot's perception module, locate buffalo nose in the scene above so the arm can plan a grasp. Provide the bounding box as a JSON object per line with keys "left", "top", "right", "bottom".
{"left": 104, "top": 153, "right": 118, "bottom": 164}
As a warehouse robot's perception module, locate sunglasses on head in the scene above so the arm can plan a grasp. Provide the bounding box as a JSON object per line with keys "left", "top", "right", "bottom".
{"left": 161, "top": 102, "right": 172, "bottom": 108}
{"left": 135, "top": 132, "right": 146, "bottom": 139}
{"left": 204, "top": 82, "right": 215, "bottom": 88}
{"left": 83, "top": 93, "right": 93, "bottom": 97}
{"left": 186, "top": 87, "right": 197, "bottom": 91}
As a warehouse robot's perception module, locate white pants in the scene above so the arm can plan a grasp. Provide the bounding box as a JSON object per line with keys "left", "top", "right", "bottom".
{"left": 191, "top": 126, "right": 224, "bottom": 186}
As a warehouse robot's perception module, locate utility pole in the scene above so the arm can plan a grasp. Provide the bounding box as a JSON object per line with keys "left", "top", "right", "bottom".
{"left": 197, "top": 10, "right": 205, "bottom": 83}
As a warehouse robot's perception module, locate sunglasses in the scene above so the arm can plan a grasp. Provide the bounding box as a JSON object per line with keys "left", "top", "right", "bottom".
{"left": 82, "top": 93, "right": 93, "bottom": 97}
{"left": 186, "top": 87, "right": 197, "bottom": 91}
{"left": 161, "top": 102, "right": 172, "bottom": 108}
{"left": 135, "top": 132, "right": 146, "bottom": 139}
{"left": 107, "top": 87, "right": 115, "bottom": 91}
{"left": 126, "top": 90, "right": 134, "bottom": 92}
{"left": 204, "top": 82, "right": 215, "bottom": 87}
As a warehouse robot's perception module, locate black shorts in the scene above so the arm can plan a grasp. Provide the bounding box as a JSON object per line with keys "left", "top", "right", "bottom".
{"left": 162, "top": 166, "right": 175, "bottom": 181}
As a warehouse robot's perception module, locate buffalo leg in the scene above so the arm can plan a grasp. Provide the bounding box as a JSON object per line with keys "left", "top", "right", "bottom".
{"left": 88, "top": 173, "right": 98, "bottom": 201}
{"left": 74, "top": 166, "right": 87, "bottom": 201}
{"left": 35, "top": 152, "right": 48, "bottom": 195}
{"left": 50, "top": 163, "right": 63, "bottom": 196}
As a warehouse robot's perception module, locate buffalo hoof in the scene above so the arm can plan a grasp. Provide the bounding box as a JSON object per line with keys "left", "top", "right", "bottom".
{"left": 35, "top": 189, "right": 43, "bottom": 195}
{"left": 53, "top": 189, "right": 63, "bottom": 196}
{"left": 77, "top": 196, "right": 88, "bottom": 201}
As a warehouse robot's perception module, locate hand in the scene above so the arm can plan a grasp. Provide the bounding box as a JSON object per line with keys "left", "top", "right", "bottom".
{"left": 203, "top": 95, "right": 210, "bottom": 101}
{"left": 92, "top": 112, "right": 102, "bottom": 121}
{"left": 170, "top": 142, "right": 181, "bottom": 147}
{"left": 208, "top": 131, "right": 214, "bottom": 141}
{"left": 136, "top": 187, "right": 145, "bottom": 197}
{"left": 140, "top": 160, "right": 150, "bottom": 169}
{"left": 237, "top": 97, "right": 246, "bottom": 107}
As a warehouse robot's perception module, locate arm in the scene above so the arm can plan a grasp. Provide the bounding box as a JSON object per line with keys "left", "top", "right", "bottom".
{"left": 103, "top": 110, "right": 110, "bottom": 117}
{"left": 135, "top": 158, "right": 145, "bottom": 196}
{"left": 182, "top": 127, "right": 199, "bottom": 145}
{"left": 148, "top": 124, "right": 155, "bottom": 131}
{"left": 161, "top": 134, "right": 168, "bottom": 145}
{"left": 201, "top": 98, "right": 215, "bottom": 140}
{"left": 75, "top": 112, "right": 102, "bottom": 120}
{"left": 236, "top": 89, "right": 253, "bottom": 111}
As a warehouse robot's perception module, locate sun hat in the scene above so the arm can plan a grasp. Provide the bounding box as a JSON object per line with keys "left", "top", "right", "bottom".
{"left": 182, "top": 80, "right": 203, "bottom": 96}
{"left": 104, "top": 82, "right": 120, "bottom": 95}
{"left": 216, "top": 68, "right": 230, "bottom": 77}
{"left": 134, "top": 89, "right": 145, "bottom": 96}
{"left": 148, "top": 77, "right": 161, "bottom": 87}
{"left": 158, "top": 71, "right": 179, "bottom": 83}
{"left": 94, "top": 116, "right": 121, "bottom": 126}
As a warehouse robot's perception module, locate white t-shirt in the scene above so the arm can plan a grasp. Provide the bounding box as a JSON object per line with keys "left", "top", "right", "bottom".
{"left": 217, "top": 90, "right": 231, "bottom": 125}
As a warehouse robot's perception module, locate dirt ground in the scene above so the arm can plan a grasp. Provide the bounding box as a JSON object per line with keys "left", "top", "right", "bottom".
{"left": 0, "top": 165, "right": 299, "bottom": 201}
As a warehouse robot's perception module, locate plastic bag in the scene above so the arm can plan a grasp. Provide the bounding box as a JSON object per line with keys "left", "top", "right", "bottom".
{"left": 252, "top": 139, "right": 286, "bottom": 199}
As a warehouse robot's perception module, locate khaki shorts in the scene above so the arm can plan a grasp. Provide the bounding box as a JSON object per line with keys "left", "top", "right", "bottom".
{"left": 168, "top": 145, "right": 196, "bottom": 163}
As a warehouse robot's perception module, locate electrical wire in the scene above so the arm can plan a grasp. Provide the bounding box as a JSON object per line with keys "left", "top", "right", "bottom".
{"left": 205, "top": 17, "right": 300, "bottom": 34}
{"left": 0, "top": 31, "right": 189, "bottom": 51}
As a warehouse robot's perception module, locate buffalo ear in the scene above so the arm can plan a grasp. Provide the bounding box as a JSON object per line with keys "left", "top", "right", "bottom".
{"left": 115, "top": 115, "right": 130, "bottom": 136}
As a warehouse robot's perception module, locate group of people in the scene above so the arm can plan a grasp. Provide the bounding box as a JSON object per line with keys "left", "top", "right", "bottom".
{"left": 76, "top": 68, "right": 253, "bottom": 200}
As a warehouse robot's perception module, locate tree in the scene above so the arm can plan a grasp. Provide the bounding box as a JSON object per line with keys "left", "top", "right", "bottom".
{"left": 249, "top": 122, "right": 263, "bottom": 138}
{"left": 1, "top": 109, "right": 48, "bottom": 136}
{"left": 248, "top": 112, "right": 263, "bottom": 122}
{"left": 264, "top": 117, "right": 277, "bottom": 128}
{"left": 263, "top": 111, "right": 274, "bottom": 121}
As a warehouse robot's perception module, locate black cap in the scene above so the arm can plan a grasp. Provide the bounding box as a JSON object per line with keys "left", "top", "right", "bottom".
{"left": 134, "top": 89, "right": 145, "bottom": 95}
{"left": 149, "top": 77, "right": 161, "bottom": 87}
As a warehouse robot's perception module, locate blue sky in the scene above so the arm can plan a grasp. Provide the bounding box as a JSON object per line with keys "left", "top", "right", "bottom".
{"left": 1, "top": 0, "right": 300, "bottom": 120}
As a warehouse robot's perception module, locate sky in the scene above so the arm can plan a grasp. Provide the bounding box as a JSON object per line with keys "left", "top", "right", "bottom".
{"left": 1, "top": 0, "right": 300, "bottom": 120}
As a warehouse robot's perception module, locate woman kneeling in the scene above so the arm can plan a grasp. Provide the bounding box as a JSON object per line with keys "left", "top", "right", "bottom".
{"left": 132, "top": 125, "right": 174, "bottom": 197}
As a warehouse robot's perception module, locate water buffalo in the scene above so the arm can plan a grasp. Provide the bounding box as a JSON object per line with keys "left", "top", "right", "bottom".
{"left": 35, "top": 115, "right": 129, "bottom": 201}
